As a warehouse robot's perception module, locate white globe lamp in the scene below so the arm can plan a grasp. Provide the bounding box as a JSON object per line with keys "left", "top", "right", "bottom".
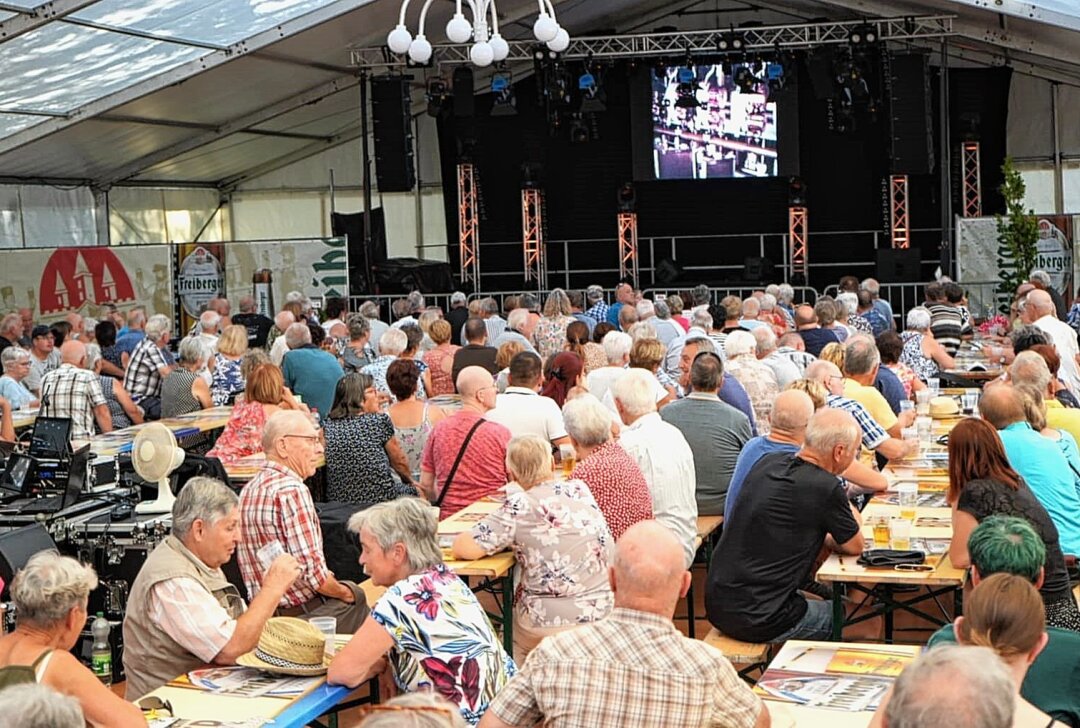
{"left": 387, "top": 24, "right": 413, "bottom": 54}
{"left": 546, "top": 26, "right": 569, "bottom": 52}
{"left": 446, "top": 13, "right": 473, "bottom": 43}
{"left": 408, "top": 34, "right": 433, "bottom": 63}
{"left": 470, "top": 40, "right": 495, "bottom": 67}
{"left": 533, "top": 12, "right": 558, "bottom": 42}
{"left": 489, "top": 32, "right": 509, "bottom": 62}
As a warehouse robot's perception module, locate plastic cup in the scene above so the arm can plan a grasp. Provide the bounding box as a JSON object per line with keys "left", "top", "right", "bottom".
{"left": 915, "top": 389, "right": 931, "bottom": 416}
{"left": 889, "top": 518, "right": 912, "bottom": 551}
{"left": 309, "top": 616, "right": 337, "bottom": 658}
{"left": 927, "top": 377, "right": 940, "bottom": 395}
{"left": 899, "top": 400, "right": 915, "bottom": 414}
{"left": 558, "top": 444, "right": 577, "bottom": 478}
{"left": 962, "top": 390, "right": 979, "bottom": 415}
{"left": 897, "top": 483, "right": 918, "bottom": 520}
{"left": 915, "top": 416, "right": 933, "bottom": 444}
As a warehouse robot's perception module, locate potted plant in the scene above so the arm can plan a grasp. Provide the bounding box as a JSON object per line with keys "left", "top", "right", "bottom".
{"left": 995, "top": 157, "right": 1039, "bottom": 313}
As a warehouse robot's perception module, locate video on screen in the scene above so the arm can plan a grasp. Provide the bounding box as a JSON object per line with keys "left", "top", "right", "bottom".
{"left": 651, "top": 63, "right": 778, "bottom": 180}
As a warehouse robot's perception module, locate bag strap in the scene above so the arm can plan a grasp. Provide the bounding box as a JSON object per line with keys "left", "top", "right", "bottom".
{"left": 434, "top": 418, "right": 486, "bottom": 508}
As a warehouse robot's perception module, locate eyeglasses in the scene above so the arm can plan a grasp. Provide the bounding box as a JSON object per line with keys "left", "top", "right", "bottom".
{"left": 138, "top": 697, "right": 173, "bottom": 717}
{"left": 284, "top": 433, "right": 321, "bottom": 444}
{"left": 893, "top": 563, "right": 935, "bottom": 572}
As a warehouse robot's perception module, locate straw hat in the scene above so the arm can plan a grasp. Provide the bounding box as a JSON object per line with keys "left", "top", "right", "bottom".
{"left": 929, "top": 396, "right": 960, "bottom": 418}
{"left": 236, "top": 617, "right": 329, "bottom": 676}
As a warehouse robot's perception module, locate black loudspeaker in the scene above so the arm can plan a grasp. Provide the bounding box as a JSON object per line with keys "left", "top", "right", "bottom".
{"left": 806, "top": 52, "right": 837, "bottom": 101}
{"left": 876, "top": 247, "right": 922, "bottom": 281}
{"left": 371, "top": 75, "right": 416, "bottom": 192}
{"left": 889, "top": 54, "right": 935, "bottom": 175}
{"left": 453, "top": 67, "right": 475, "bottom": 118}
{"left": 0, "top": 524, "right": 56, "bottom": 599}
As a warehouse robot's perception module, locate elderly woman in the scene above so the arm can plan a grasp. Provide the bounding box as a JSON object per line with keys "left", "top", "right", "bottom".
{"left": 0, "top": 347, "right": 36, "bottom": 410}
{"left": 363, "top": 328, "right": 429, "bottom": 401}
{"left": 388, "top": 359, "right": 447, "bottom": 481}
{"left": 161, "top": 336, "right": 213, "bottom": 419}
{"left": 837, "top": 292, "right": 868, "bottom": 336}
{"left": 533, "top": 289, "right": 576, "bottom": 361}
{"left": 724, "top": 330, "right": 779, "bottom": 435}
{"left": 207, "top": 363, "right": 305, "bottom": 465}
{"left": 563, "top": 394, "right": 652, "bottom": 539}
{"left": 211, "top": 324, "right": 248, "bottom": 406}
{"left": 0, "top": 551, "right": 145, "bottom": 727}
{"left": 453, "top": 434, "right": 614, "bottom": 663}
{"left": 1028, "top": 343, "right": 1080, "bottom": 409}
{"left": 342, "top": 314, "right": 375, "bottom": 373}
{"left": 400, "top": 325, "right": 434, "bottom": 398}
{"left": 877, "top": 331, "right": 925, "bottom": 399}
{"left": 325, "top": 372, "right": 416, "bottom": 504}
{"left": 422, "top": 320, "right": 458, "bottom": 396}
{"left": 85, "top": 346, "right": 142, "bottom": 430}
{"left": 900, "top": 307, "right": 955, "bottom": 382}
{"left": 328, "top": 498, "right": 515, "bottom": 725}
{"left": 628, "top": 337, "right": 675, "bottom": 404}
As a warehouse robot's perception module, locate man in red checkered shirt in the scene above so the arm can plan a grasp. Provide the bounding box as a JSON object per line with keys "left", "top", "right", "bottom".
{"left": 236, "top": 410, "right": 369, "bottom": 632}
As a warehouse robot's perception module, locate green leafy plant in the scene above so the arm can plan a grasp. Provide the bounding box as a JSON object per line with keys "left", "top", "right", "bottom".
{"left": 995, "top": 157, "right": 1040, "bottom": 312}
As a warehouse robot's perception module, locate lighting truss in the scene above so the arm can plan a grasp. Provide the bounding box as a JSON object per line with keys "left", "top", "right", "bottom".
{"left": 350, "top": 15, "right": 954, "bottom": 68}
{"left": 890, "top": 174, "right": 910, "bottom": 249}
{"left": 521, "top": 188, "right": 546, "bottom": 290}
{"left": 617, "top": 211, "right": 639, "bottom": 283}
{"left": 457, "top": 163, "right": 481, "bottom": 286}
{"left": 788, "top": 206, "right": 808, "bottom": 281}
{"left": 961, "top": 142, "right": 982, "bottom": 218}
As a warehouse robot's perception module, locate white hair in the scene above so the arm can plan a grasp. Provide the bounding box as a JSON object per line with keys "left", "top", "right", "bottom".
{"left": 742, "top": 298, "right": 760, "bottom": 317}
{"left": 760, "top": 293, "right": 777, "bottom": 311}
{"left": 635, "top": 300, "right": 655, "bottom": 319}
{"left": 860, "top": 278, "right": 880, "bottom": 295}
{"left": 11, "top": 551, "right": 98, "bottom": 626}
{"left": 172, "top": 477, "right": 239, "bottom": 540}
{"left": 562, "top": 393, "right": 614, "bottom": 448}
{"left": 284, "top": 322, "right": 312, "bottom": 350}
{"left": 602, "top": 330, "right": 632, "bottom": 364}
{"left": 627, "top": 321, "right": 657, "bottom": 342}
{"left": 144, "top": 313, "right": 171, "bottom": 341}
{"left": 906, "top": 307, "right": 932, "bottom": 331}
{"left": 507, "top": 308, "right": 530, "bottom": 330}
{"left": 753, "top": 326, "right": 777, "bottom": 355}
{"left": 0, "top": 685, "right": 84, "bottom": 728}
{"left": 450, "top": 291, "right": 467, "bottom": 306}
{"left": 274, "top": 311, "right": 295, "bottom": 330}
{"left": 777, "top": 283, "right": 794, "bottom": 303}
{"left": 1011, "top": 350, "right": 1052, "bottom": 392}
{"left": 724, "top": 330, "right": 756, "bottom": 358}
{"left": 691, "top": 310, "right": 713, "bottom": 330}
{"left": 611, "top": 368, "right": 658, "bottom": 418}
{"left": 177, "top": 335, "right": 210, "bottom": 366}
{"left": 1030, "top": 269, "right": 1052, "bottom": 287}
{"left": 199, "top": 309, "right": 221, "bottom": 333}
{"left": 836, "top": 291, "right": 858, "bottom": 316}
{"left": 379, "top": 327, "right": 408, "bottom": 356}
{"left": 348, "top": 497, "right": 442, "bottom": 573}
{"left": 765, "top": 284, "right": 780, "bottom": 298}
{"left": 885, "top": 646, "right": 1015, "bottom": 728}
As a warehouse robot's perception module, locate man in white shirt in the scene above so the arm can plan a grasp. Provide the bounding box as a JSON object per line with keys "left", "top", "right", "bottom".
{"left": 485, "top": 352, "right": 570, "bottom": 447}
{"left": 586, "top": 331, "right": 632, "bottom": 404}
{"left": 754, "top": 327, "right": 800, "bottom": 389}
{"left": 1029, "top": 289, "right": 1080, "bottom": 392}
{"left": 197, "top": 310, "right": 221, "bottom": 354}
{"left": 612, "top": 368, "right": 698, "bottom": 567}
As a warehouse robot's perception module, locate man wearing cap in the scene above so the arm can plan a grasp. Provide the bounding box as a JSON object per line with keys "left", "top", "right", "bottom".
{"left": 24, "top": 324, "right": 60, "bottom": 397}
{"left": 124, "top": 477, "right": 302, "bottom": 700}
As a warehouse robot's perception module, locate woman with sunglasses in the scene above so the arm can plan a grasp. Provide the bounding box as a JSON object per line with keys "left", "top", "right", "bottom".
{"left": 0, "top": 551, "right": 145, "bottom": 727}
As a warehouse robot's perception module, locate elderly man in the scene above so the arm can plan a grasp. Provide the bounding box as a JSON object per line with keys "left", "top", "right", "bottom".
{"left": 605, "top": 282, "right": 636, "bottom": 327}
{"left": 585, "top": 330, "right": 633, "bottom": 403}
{"left": 567, "top": 289, "right": 596, "bottom": 337}
{"left": 738, "top": 297, "right": 765, "bottom": 331}
{"left": 268, "top": 310, "right": 295, "bottom": 366}
{"left": 196, "top": 310, "right": 221, "bottom": 353}
{"left": 860, "top": 278, "right": 894, "bottom": 330}
{"left": 0, "top": 313, "right": 21, "bottom": 356}
{"left": 927, "top": 281, "right": 971, "bottom": 357}
{"left": 1027, "top": 289, "right": 1080, "bottom": 392}
{"left": 491, "top": 308, "right": 538, "bottom": 354}
{"left": 231, "top": 294, "right": 274, "bottom": 348}
{"left": 980, "top": 384, "right": 1080, "bottom": 556}
{"left": 281, "top": 321, "right": 343, "bottom": 419}
{"left": 486, "top": 352, "right": 569, "bottom": 446}
{"left": 1031, "top": 269, "right": 1067, "bottom": 320}
{"left": 355, "top": 300, "right": 388, "bottom": 353}
{"left": 584, "top": 284, "right": 609, "bottom": 323}
{"left": 679, "top": 335, "right": 757, "bottom": 433}
{"left": 123, "top": 314, "right": 173, "bottom": 420}
{"left": 17, "top": 308, "right": 34, "bottom": 347}
{"left": 856, "top": 289, "right": 890, "bottom": 337}
{"left": 646, "top": 299, "right": 684, "bottom": 350}
{"left": 776, "top": 331, "right": 816, "bottom": 376}
{"left": 238, "top": 411, "right": 368, "bottom": 631}
{"left": 612, "top": 369, "right": 697, "bottom": 567}
{"left": 1011, "top": 350, "right": 1080, "bottom": 445}
{"left": 842, "top": 336, "right": 914, "bottom": 436}
{"left": 479, "top": 521, "right": 769, "bottom": 728}
{"left": 451, "top": 317, "right": 499, "bottom": 386}
{"left": 724, "top": 331, "right": 778, "bottom": 435}
{"left": 754, "top": 327, "right": 800, "bottom": 389}
{"left": 460, "top": 297, "right": 507, "bottom": 346}
{"left": 446, "top": 291, "right": 470, "bottom": 346}
{"left": 115, "top": 308, "right": 147, "bottom": 359}
{"left": 706, "top": 408, "right": 865, "bottom": 643}
{"left": 24, "top": 324, "right": 60, "bottom": 396}
{"left": 794, "top": 304, "right": 838, "bottom": 357}
{"left": 0, "top": 347, "right": 36, "bottom": 410}
{"left": 420, "top": 366, "right": 511, "bottom": 519}
{"left": 39, "top": 340, "right": 111, "bottom": 438}
{"left": 661, "top": 352, "right": 751, "bottom": 517}
{"left": 340, "top": 314, "right": 374, "bottom": 373}
{"left": 124, "top": 477, "right": 301, "bottom": 700}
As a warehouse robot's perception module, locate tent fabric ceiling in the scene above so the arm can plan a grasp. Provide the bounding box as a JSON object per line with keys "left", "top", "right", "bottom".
{"left": 0, "top": 0, "right": 1076, "bottom": 188}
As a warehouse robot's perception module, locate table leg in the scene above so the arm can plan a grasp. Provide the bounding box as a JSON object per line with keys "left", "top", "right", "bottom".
{"left": 501, "top": 574, "right": 513, "bottom": 656}
{"left": 884, "top": 585, "right": 894, "bottom": 643}
{"left": 831, "top": 583, "right": 844, "bottom": 640}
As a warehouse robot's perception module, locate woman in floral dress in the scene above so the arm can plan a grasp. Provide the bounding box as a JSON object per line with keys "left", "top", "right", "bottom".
{"left": 329, "top": 498, "right": 514, "bottom": 726}
{"left": 532, "top": 289, "right": 576, "bottom": 362}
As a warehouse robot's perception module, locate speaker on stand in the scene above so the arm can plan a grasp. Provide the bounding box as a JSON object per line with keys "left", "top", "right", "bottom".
{"left": 371, "top": 75, "right": 417, "bottom": 192}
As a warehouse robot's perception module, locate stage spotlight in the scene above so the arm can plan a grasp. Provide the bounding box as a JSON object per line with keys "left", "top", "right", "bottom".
{"left": 425, "top": 77, "right": 449, "bottom": 117}
{"left": 848, "top": 24, "right": 877, "bottom": 46}
{"left": 569, "top": 114, "right": 589, "bottom": 144}
{"left": 490, "top": 71, "right": 517, "bottom": 116}
{"left": 788, "top": 176, "right": 806, "bottom": 207}
{"left": 617, "top": 182, "right": 636, "bottom": 212}
{"left": 674, "top": 65, "right": 700, "bottom": 109}
{"left": 579, "top": 69, "right": 607, "bottom": 113}
{"left": 734, "top": 66, "right": 759, "bottom": 94}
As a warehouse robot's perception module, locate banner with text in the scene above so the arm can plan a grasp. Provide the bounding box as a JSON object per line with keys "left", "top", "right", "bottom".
{"left": 220, "top": 237, "right": 349, "bottom": 318}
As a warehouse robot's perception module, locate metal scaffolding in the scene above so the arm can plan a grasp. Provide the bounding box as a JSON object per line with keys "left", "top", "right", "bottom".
{"left": 350, "top": 16, "right": 954, "bottom": 68}
{"left": 521, "top": 188, "right": 546, "bottom": 290}
{"left": 788, "top": 206, "right": 808, "bottom": 281}
{"left": 457, "top": 163, "right": 480, "bottom": 286}
{"left": 617, "top": 211, "right": 639, "bottom": 283}
{"left": 962, "top": 142, "right": 982, "bottom": 218}
{"left": 890, "top": 174, "right": 910, "bottom": 248}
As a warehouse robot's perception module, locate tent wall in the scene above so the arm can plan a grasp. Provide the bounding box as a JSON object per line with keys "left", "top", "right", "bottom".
{"left": 109, "top": 187, "right": 228, "bottom": 245}
{"left": 1008, "top": 74, "right": 1080, "bottom": 214}
{"left": 0, "top": 184, "right": 99, "bottom": 248}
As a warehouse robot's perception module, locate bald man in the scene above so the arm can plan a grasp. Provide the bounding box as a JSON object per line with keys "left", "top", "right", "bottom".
{"left": 480, "top": 521, "right": 769, "bottom": 728}
{"left": 39, "top": 339, "right": 111, "bottom": 438}
{"left": 236, "top": 410, "right": 369, "bottom": 633}
{"left": 794, "top": 304, "right": 838, "bottom": 357}
{"left": 420, "top": 366, "right": 511, "bottom": 519}
{"left": 707, "top": 408, "right": 865, "bottom": 643}
{"left": 1027, "top": 288, "right": 1080, "bottom": 392}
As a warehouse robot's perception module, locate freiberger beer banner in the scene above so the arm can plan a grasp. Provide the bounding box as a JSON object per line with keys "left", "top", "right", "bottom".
{"left": 221, "top": 237, "right": 349, "bottom": 319}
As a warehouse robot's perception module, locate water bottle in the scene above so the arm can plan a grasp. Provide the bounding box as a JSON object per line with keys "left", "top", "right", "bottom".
{"left": 91, "top": 613, "right": 112, "bottom": 685}
{"left": 311, "top": 407, "right": 320, "bottom": 428}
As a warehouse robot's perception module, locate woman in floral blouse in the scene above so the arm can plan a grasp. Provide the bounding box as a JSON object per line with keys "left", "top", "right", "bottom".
{"left": 453, "top": 434, "right": 614, "bottom": 663}
{"left": 329, "top": 498, "right": 514, "bottom": 726}
{"left": 532, "top": 289, "right": 577, "bottom": 361}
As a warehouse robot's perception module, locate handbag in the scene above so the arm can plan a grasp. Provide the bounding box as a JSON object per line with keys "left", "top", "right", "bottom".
{"left": 857, "top": 549, "right": 926, "bottom": 568}
{"left": 434, "top": 419, "right": 486, "bottom": 508}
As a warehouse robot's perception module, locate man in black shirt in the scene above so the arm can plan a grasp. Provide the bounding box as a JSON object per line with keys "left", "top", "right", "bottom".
{"left": 705, "top": 407, "right": 864, "bottom": 643}
{"left": 231, "top": 295, "right": 274, "bottom": 349}
{"left": 445, "top": 291, "right": 470, "bottom": 346}
{"left": 451, "top": 317, "right": 498, "bottom": 388}
{"left": 794, "top": 304, "right": 839, "bottom": 357}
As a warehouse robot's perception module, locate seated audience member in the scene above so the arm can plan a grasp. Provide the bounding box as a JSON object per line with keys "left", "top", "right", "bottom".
{"left": 281, "top": 321, "right": 344, "bottom": 418}
{"left": 661, "top": 351, "right": 752, "bottom": 516}
{"left": 493, "top": 340, "right": 525, "bottom": 393}
{"left": 454, "top": 434, "right": 614, "bottom": 662}
{"left": 900, "top": 307, "right": 954, "bottom": 382}
{"left": 161, "top": 336, "right": 213, "bottom": 419}
{"left": 123, "top": 313, "right": 173, "bottom": 419}
{"left": 815, "top": 296, "right": 847, "bottom": 343}
{"left": 706, "top": 408, "right": 865, "bottom": 643}
{"left": 329, "top": 498, "right": 515, "bottom": 725}
{"left": 612, "top": 369, "right": 697, "bottom": 567}
{"left": 0, "top": 552, "right": 144, "bottom": 725}
{"left": 388, "top": 359, "right": 448, "bottom": 481}
{"left": 876, "top": 330, "right": 925, "bottom": 399}
{"left": 0, "top": 313, "right": 21, "bottom": 356}
{"left": 211, "top": 324, "right": 248, "bottom": 405}
{"left": 563, "top": 394, "right": 651, "bottom": 540}
{"left": 341, "top": 313, "right": 375, "bottom": 373}
{"left": 39, "top": 340, "right": 111, "bottom": 438}
{"left": 399, "top": 324, "right": 434, "bottom": 398}
{"left": 88, "top": 320, "right": 122, "bottom": 380}
{"left": 1012, "top": 350, "right": 1080, "bottom": 445}
{"left": 420, "top": 367, "right": 511, "bottom": 519}
{"left": 842, "top": 336, "right": 914, "bottom": 437}
{"left": 362, "top": 327, "right": 409, "bottom": 398}
{"left": 423, "top": 319, "right": 458, "bottom": 396}
{"left": 25, "top": 325, "right": 60, "bottom": 397}
{"left": 492, "top": 308, "right": 539, "bottom": 355}
{"left": 453, "top": 318, "right": 499, "bottom": 387}
{"left": 565, "top": 320, "right": 605, "bottom": 374}
{"left": 486, "top": 352, "right": 569, "bottom": 445}
{"left": 207, "top": 363, "right": 304, "bottom": 465}
{"left": 928, "top": 516, "right": 1080, "bottom": 722}
{"left": 478, "top": 521, "right": 768, "bottom": 728}
{"left": 0, "top": 347, "right": 37, "bottom": 410}
{"left": 87, "top": 345, "right": 142, "bottom": 430}
{"left": 775, "top": 331, "right": 816, "bottom": 376}
{"left": 874, "top": 647, "right": 1015, "bottom": 728}
{"left": 583, "top": 284, "right": 609, "bottom": 323}
{"left": 946, "top": 419, "right": 1080, "bottom": 630}
{"left": 238, "top": 411, "right": 369, "bottom": 632}
{"left": 324, "top": 372, "right": 415, "bottom": 504}
{"left": 1029, "top": 289, "right": 1080, "bottom": 393}
{"left": 627, "top": 336, "right": 675, "bottom": 404}
{"left": 794, "top": 304, "right": 839, "bottom": 357}
{"left": 585, "top": 330, "right": 633, "bottom": 404}
{"left": 724, "top": 330, "right": 778, "bottom": 435}
{"left": 980, "top": 384, "right": 1080, "bottom": 556}
{"left": 124, "top": 478, "right": 301, "bottom": 700}
{"left": 0, "top": 684, "right": 84, "bottom": 728}
{"left": 231, "top": 294, "right": 274, "bottom": 349}
{"left": 533, "top": 289, "right": 576, "bottom": 361}
{"left": 543, "top": 351, "right": 586, "bottom": 408}
{"left": 754, "top": 326, "right": 800, "bottom": 389}
{"left": 679, "top": 335, "right": 758, "bottom": 434}
{"left": 268, "top": 310, "right": 295, "bottom": 366}
{"left": 1029, "top": 343, "right": 1080, "bottom": 409}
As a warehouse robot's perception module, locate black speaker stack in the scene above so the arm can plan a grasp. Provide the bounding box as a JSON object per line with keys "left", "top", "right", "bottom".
{"left": 888, "top": 53, "right": 935, "bottom": 175}
{"left": 371, "top": 75, "right": 417, "bottom": 192}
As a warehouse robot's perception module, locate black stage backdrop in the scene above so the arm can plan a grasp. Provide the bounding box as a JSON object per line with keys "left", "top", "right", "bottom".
{"left": 436, "top": 61, "right": 1010, "bottom": 291}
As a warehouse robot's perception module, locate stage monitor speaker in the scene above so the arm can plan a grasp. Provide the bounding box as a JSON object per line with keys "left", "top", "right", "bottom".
{"left": 876, "top": 247, "right": 922, "bottom": 282}
{"left": 889, "top": 54, "right": 935, "bottom": 175}
{"left": 371, "top": 75, "right": 416, "bottom": 192}
{"left": 0, "top": 524, "right": 56, "bottom": 599}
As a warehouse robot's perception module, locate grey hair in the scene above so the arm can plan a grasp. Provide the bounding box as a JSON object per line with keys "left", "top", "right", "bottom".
{"left": 562, "top": 394, "right": 613, "bottom": 448}
{"left": 760, "top": 293, "right": 777, "bottom": 311}
{"left": 450, "top": 291, "right": 467, "bottom": 306}
{"left": 507, "top": 308, "right": 530, "bottom": 330}
{"left": 0, "top": 684, "right": 84, "bottom": 728}
{"left": 11, "top": 551, "right": 98, "bottom": 626}
{"left": 885, "top": 646, "right": 1014, "bottom": 728}
{"left": 1, "top": 346, "right": 30, "bottom": 371}
{"left": 906, "top": 307, "right": 932, "bottom": 331}
{"left": 274, "top": 311, "right": 295, "bottom": 330}
{"left": 348, "top": 497, "right": 443, "bottom": 573}
{"left": 777, "top": 283, "right": 794, "bottom": 303}
{"left": 285, "top": 290, "right": 308, "bottom": 307}
{"left": 379, "top": 328, "right": 408, "bottom": 356}
{"left": 407, "top": 290, "right": 425, "bottom": 313}
{"left": 684, "top": 336, "right": 717, "bottom": 355}
{"left": 284, "top": 322, "right": 312, "bottom": 350}
{"left": 627, "top": 321, "right": 657, "bottom": 342}
{"left": 1030, "top": 269, "right": 1052, "bottom": 287}
{"left": 172, "top": 477, "right": 239, "bottom": 539}
{"left": 742, "top": 297, "right": 760, "bottom": 317}
{"left": 753, "top": 326, "right": 778, "bottom": 356}
{"left": 0, "top": 313, "right": 21, "bottom": 338}
{"left": 690, "top": 310, "right": 713, "bottom": 330}
{"left": 586, "top": 284, "right": 605, "bottom": 303}
{"left": 653, "top": 300, "right": 671, "bottom": 319}
{"left": 145, "top": 313, "right": 171, "bottom": 340}
{"left": 765, "top": 284, "right": 780, "bottom": 298}
{"left": 602, "top": 330, "right": 632, "bottom": 364}
{"left": 359, "top": 300, "right": 380, "bottom": 319}
{"left": 635, "top": 300, "right": 655, "bottom": 319}
{"left": 691, "top": 284, "right": 710, "bottom": 305}
{"left": 1011, "top": 350, "right": 1052, "bottom": 392}
{"left": 843, "top": 336, "right": 880, "bottom": 376}
{"left": 199, "top": 309, "right": 221, "bottom": 333}
{"left": 346, "top": 313, "right": 370, "bottom": 341}
{"left": 84, "top": 343, "right": 101, "bottom": 372}
{"left": 860, "top": 278, "right": 880, "bottom": 295}
{"left": 836, "top": 291, "right": 858, "bottom": 316}
{"left": 611, "top": 368, "right": 658, "bottom": 418}
{"left": 804, "top": 408, "right": 860, "bottom": 453}
{"left": 357, "top": 691, "right": 467, "bottom": 728}
{"left": 724, "top": 330, "right": 756, "bottom": 358}
{"left": 481, "top": 297, "right": 500, "bottom": 315}
{"left": 177, "top": 335, "right": 210, "bottom": 366}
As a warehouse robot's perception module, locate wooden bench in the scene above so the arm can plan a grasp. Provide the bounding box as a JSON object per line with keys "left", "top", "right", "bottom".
{"left": 703, "top": 628, "right": 771, "bottom": 682}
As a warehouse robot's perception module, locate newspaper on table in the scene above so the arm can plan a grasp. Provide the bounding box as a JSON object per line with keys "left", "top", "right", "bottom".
{"left": 186, "top": 666, "right": 320, "bottom": 698}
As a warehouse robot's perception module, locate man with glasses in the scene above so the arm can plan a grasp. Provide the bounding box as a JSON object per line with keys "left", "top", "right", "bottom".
{"left": 236, "top": 410, "right": 370, "bottom": 632}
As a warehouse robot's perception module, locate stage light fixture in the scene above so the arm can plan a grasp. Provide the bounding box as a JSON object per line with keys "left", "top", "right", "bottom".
{"left": 425, "top": 77, "right": 449, "bottom": 117}
{"left": 569, "top": 114, "right": 589, "bottom": 144}
{"left": 617, "top": 182, "right": 637, "bottom": 212}
{"left": 490, "top": 71, "right": 517, "bottom": 116}
{"left": 579, "top": 68, "right": 606, "bottom": 113}
{"left": 734, "top": 66, "right": 759, "bottom": 94}
{"left": 849, "top": 24, "right": 877, "bottom": 46}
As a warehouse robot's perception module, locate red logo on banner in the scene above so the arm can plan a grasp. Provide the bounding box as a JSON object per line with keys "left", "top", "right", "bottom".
{"left": 38, "top": 248, "right": 136, "bottom": 315}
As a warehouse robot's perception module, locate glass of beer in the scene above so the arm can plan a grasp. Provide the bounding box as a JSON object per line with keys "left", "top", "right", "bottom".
{"left": 897, "top": 484, "right": 918, "bottom": 521}
{"left": 872, "top": 516, "right": 890, "bottom": 548}
{"left": 558, "top": 444, "right": 577, "bottom": 478}
{"left": 889, "top": 518, "right": 912, "bottom": 550}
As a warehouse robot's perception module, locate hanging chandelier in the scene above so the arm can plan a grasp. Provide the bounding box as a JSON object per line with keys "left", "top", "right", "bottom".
{"left": 386, "top": 0, "right": 570, "bottom": 67}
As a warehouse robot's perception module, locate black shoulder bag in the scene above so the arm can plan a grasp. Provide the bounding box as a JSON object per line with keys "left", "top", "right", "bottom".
{"left": 434, "top": 419, "right": 486, "bottom": 508}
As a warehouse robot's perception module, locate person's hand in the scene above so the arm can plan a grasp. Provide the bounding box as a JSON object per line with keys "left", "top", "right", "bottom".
{"left": 264, "top": 554, "right": 302, "bottom": 592}
{"left": 897, "top": 409, "right": 916, "bottom": 428}
{"left": 0, "top": 396, "right": 10, "bottom": 413}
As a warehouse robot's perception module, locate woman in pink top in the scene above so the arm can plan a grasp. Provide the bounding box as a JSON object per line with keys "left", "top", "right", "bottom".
{"left": 208, "top": 362, "right": 306, "bottom": 465}
{"left": 422, "top": 320, "right": 458, "bottom": 396}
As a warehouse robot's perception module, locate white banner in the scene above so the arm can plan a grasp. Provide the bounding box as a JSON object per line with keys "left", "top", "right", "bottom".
{"left": 221, "top": 237, "right": 349, "bottom": 317}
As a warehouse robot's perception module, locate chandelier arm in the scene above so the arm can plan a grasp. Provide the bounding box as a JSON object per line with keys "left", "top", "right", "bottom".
{"left": 416, "top": 0, "right": 439, "bottom": 34}
{"left": 397, "top": 0, "right": 414, "bottom": 25}
{"left": 487, "top": 0, "right": 500, "bottom": 33}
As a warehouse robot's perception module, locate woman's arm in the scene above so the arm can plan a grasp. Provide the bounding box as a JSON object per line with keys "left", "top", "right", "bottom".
{"left": 925, "top": 336, "right": 956, "bottom": 370}
{"left": 98, "top": 359, "right": 124, "bottom": 379}
{"left": 422, "top": 370, "right": 434, "bottom": 398}
{"left": 385, "top": 436, "right": 415, "bottom": 486}
{"left": 113, "top": 380, "right": 144, "bottom": 425}
{"left": 191, "top": 376, "right": 213, "bottom": 409}
{"left": 842, "top": 460, "right": 888, "bottom": 491}
{"left": 0, "top": 397, "right": 13, "bottom": 442}
{"left": 45, "top": 652, "right": 146, "bottom": 728}
{"left": 327, "top": 616, "right": 394, "bottom": 688}
{"left": 948, "top": 507, "right": 978, "bottom": 569}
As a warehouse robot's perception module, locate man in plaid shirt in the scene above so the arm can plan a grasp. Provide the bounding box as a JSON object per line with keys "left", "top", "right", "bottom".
{"left": 479, "top": 521, "right": 768, "bottom": 728}
{"left": 123, "top": 313, "right": 174, "bottom": 420}
{"left": 236, "top": 410, "right": 369, "bottom": 633}
{"left": 583, "top": 284, "right": 609, "bottom": 324}
{"left": 39, "top": 340, "right": 110, "bottom": 439}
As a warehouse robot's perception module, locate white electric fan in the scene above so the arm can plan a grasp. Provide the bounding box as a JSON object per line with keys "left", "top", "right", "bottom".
{"left": 132, "top": 424, "right": 185, "bottom": 515}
